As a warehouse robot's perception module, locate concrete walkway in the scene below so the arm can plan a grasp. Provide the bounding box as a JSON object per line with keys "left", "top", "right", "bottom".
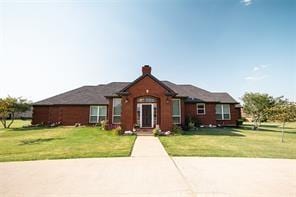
{"left": 130, "top": 136, "right": 194, "bottom": 196}
{"left": 0, "top": 137, "right": 295, "bottom": 197}
{"left": 131, "top": 136, "right": 169, "bottom": 157}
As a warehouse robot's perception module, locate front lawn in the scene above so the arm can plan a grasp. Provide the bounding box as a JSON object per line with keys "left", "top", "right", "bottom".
{"left": 0, "top": 120, "right": 136, "bottom": 162}
{"left": 159, "top": 122, "right": 296, "bottom": 159}
{"left": 0, "top": 119, "right": 31, "bottom": 131}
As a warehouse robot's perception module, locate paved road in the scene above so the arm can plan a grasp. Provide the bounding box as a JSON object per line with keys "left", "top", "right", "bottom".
{"left": 0, "top": 136, "right": 295, "bottom": 197}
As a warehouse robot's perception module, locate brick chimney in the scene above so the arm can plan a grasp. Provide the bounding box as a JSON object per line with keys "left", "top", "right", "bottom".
{"left": 142, "top": 65, "right": 152, "bottom": 75}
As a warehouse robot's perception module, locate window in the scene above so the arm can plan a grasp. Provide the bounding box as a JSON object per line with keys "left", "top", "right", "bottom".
{"left": 153, "top": 103, "right": 157, "bottom": 126}
{"left": 197, "top": 103, "right": 205, "bottom": 115}
{"left": 215, "top": 104, "right": 231, "bottom": 120}
{"left": 172, "top": 99, "right": 181, "bottom": 124}
{"left": 137, "top": 97, "right": 157, "bottom": 103}
{"left": 89, "top": 106, "right": 107, "bottom": 123}
{"left": 113, "top": 98, "right": 122, "bottom": 124}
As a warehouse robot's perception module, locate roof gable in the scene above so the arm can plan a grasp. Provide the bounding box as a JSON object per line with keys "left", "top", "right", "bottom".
{"left": 118, "top": 74, "right": 177, "bottom": 96}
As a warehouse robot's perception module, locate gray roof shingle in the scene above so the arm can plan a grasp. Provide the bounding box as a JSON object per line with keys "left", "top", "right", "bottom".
{"left": 212, "top": 92, "right": 238, "bottom": 103}
{"left": 34, "top": 81, "right": 238, "bottom": 105}
{"left": 34, "top": 82, "right": 129, "bottom": 105}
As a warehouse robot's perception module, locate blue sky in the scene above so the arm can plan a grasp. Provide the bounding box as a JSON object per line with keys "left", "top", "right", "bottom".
{"left": 0, "top": 0, "right": 295, "bottom": 102}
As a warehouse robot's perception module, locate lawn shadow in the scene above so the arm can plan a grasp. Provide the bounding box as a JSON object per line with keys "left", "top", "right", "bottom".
{"left": 19, "top": 137, "right": 65, "bottom": 145}
{"left": 183, "top": 128, "right": 245, "bottom": 137}
{"left": 242, "top": 125, "right": 296, "bottom": 135}
{"left": 243, "top": 123, "right": 295, "bottom": 130}
{"left": 10, "top": 127, "right": 57, "bottom": 132}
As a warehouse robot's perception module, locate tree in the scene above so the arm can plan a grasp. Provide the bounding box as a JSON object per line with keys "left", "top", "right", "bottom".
{"left": 241, "top": 92, "right": 275, "bottom": 130}
{"left": 268, "top": 102, "right": 296, "bottom": 142}
{"left": 0, "top": 96, "right": 31, "bottom": 128}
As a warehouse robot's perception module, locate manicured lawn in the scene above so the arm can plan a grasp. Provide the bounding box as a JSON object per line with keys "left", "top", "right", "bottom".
{"left": 160, "top": 122, "right": 296, "bottom": 159}
{"left": 0, "top": 120, "right": 136, "bottom": 162}
{"left": 0, "top": 119, "right": 31, "bottom": 130}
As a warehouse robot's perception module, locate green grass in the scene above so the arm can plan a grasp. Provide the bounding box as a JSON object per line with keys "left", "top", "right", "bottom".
{"left": 0, "top": 119, "right": 31, "bottom": 130}
{"left": 0, "top": 120, "right": 136, "bottom": 162}
{"left": 159, "top": 122, "right": 296, "bottom": 159}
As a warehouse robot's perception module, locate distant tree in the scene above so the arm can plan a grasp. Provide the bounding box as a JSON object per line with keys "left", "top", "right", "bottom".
{"left": 268, "top": 102, "right": 296, "bottom": 142}
{"left": 0, "top": 96, "right": 31, "bottom": 128}
{"left": 241, "top": 92, "right": 275, "bottom": 130}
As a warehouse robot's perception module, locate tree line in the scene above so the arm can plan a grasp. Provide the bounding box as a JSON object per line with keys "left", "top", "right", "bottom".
{"left": 242, "top": 92, "right": 296, "bottom": 142}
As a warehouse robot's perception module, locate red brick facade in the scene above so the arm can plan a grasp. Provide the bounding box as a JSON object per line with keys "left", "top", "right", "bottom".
{"left": 120, "top": 75, "right": 173, "bottom": 131}
{"left": 32, "top": 105, "right": 90, "bottom": 125}
{"left": 32, "top": 66, "right": 241, "bottom": 130}
{"left": 184, "top": 103, "right": 241, "bottom": 126}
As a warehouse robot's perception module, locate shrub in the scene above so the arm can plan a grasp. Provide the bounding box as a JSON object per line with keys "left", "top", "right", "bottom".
{"left": 188, "top": 122, "right": 195, "bottom": 131}
{"left": 100, "top": 120, "right": 108, "bottom": 130}
{"left": 184, "top": 116, "right": 199, "bottom": 131}
{"left": 172, "top": 124, "right": 183, "bottom": 135}
{"left": 74, "top": 123, "right": 81, "bottom": 127}
{"left": 236, "top": 118, "right": 244, "bottom": 127}
{"left": 152, "top": 127, "right": 161, "bottom": 136}
{"left": 114, "top": 126, "right": 123, "bottom": 135}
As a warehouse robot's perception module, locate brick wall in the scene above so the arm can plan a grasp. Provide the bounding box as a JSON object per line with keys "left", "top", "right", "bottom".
{"left": 32, "top": 106, "right": 49, "bottom": 124}
{"left": 32, "top": 105, "right": 90, "bottom": 125}
{"left": 184, "top": 103, "right": 241, "bottom": 126}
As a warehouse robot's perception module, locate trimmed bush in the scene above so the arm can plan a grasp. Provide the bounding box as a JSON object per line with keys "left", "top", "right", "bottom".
{"left": 152, "top": 127, "right": 161, "bottom": 136}
{"left": 100, "top": 120, "right": 108, "bottom": 130}
{"left": 114, "top": 126, "right": 123, "bottom": 135}
{"left": 236, "top": 118, "right": 244, "bottom": 127}
{"left": 172, "top": 124, "right": 183, "bottom": 135}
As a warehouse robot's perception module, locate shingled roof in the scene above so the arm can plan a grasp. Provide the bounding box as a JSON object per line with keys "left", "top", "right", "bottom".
{"left": 34, "top": 82, "right": 129, "bottom": 105}
{"left": 34, "top": 81, "right": 238, "bottom": 105}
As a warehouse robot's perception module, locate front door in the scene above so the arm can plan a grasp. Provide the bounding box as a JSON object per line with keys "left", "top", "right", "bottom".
{"left": 142, "top": 104, "right": 152, "bottom": 128}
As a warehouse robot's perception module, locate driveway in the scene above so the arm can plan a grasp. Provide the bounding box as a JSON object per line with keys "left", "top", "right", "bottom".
{"left": 174, "top": 157, "right": 296, "bottom": 197}
{"left": 0, "top": 136, "right": 295, "bottom": 197}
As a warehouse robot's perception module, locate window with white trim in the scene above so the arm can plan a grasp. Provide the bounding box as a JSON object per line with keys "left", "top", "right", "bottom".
{"left": 172, "top": 99, "right": 181, "bottom": 124}
{"left": 215, "top": 104, "right": 231, "bottom": 120}
{"left": 113, "top": 98, "right": 122, "bottom": 124}
{"left": 197, "top": 103, "right": 205, "bottom": 115}
{"left": 89, "top": 106, "right": 107, "bottom": 123}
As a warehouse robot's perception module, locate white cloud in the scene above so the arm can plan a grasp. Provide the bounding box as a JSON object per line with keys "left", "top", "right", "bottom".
{"left": 245, "top": 64, "right": 269, "bottom": 81}
{"left": 253, "top": 64, "right": 268, "bottom": 72}
{"left": 241, "top": 0, "right": 252, "bottom": 6}
{"left": 253, "top": 66, "right": 259, "bottom": 71}
{"left": 245, "top": 75, "right": 268, "bottom": 81}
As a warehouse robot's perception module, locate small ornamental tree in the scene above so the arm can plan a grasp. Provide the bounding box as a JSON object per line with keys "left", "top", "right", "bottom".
{"left": 268, "top": 102, "right": 296, "bottom": 143}
{"left": 241, "top": 92, "right": 275, "bottom": 130}
{"left": 0, "top": 96, "right": 31, "bottom": 128}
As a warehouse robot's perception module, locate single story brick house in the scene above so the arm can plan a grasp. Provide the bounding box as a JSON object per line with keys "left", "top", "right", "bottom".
{"left": 33, "top": 65, "right": 241, "bottom": 131}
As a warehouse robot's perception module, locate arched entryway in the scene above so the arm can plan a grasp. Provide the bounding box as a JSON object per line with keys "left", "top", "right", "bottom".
{"left": 136, "top": 96, "right": 159, "bottom": 128}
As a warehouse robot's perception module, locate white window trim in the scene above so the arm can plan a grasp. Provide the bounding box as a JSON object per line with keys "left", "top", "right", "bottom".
{"left": 197, "top": 103, "right": 206, "bottom": 115}
{"left": 172, "top": 99, "right": 181, "bottom": 124}
{"left": 89, "top": 106, "right": 107, "bottom": 123}
{"left": 216, "top": 104, "right": 231, "bottom": 120}
{"left": 112, "top": 98, "right": 121, "bottom": 124}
